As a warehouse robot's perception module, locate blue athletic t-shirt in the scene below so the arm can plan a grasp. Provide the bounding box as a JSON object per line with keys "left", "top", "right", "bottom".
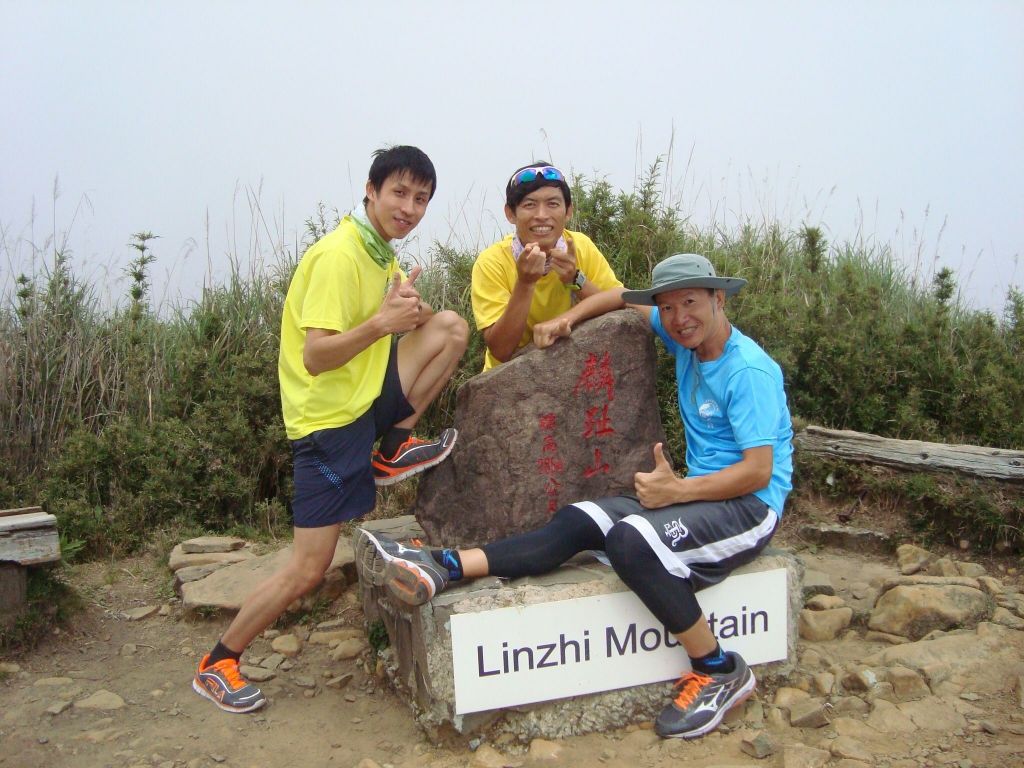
{"left": 650, "top": 310, "right": 794, "bottom": 516}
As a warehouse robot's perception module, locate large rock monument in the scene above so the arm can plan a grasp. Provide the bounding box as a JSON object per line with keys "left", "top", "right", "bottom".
{"left": 414, "top": 310, "right": 667, "bottom": 546}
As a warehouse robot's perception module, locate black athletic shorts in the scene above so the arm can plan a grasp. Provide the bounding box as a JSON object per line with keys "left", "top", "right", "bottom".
{"left": 570, "top": 494, "right": 778, "bottom": 590}
{"left": 289, "top": 340, "right": 415, "bottom": 528}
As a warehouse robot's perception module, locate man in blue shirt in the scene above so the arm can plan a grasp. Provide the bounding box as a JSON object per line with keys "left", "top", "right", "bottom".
{"left": 360, "top": 253, "right": 793, "bottom": 740}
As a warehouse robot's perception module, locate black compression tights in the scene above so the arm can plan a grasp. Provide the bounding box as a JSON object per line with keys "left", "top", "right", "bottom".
{"left": 481, "top": 505, "right": 606, "bottom": 577}
{"left": 481, "top": 504, "right": 702, "bottom": 634}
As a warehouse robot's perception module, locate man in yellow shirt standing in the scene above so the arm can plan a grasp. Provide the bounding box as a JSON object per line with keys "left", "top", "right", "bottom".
{"left": 192, "top": 146, "right": 468, "bottom": 713}
{"left": 471, "top": 162, "right": 624, "bottom": 371}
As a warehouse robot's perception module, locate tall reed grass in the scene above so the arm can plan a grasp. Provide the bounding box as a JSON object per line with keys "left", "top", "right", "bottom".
{"left": 2, "top": 163, "right": 1022, "bottom": 557}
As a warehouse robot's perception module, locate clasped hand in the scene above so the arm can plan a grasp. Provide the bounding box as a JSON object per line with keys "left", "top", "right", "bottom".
{"left": 517, "top": 237, "right": 577, "bottom": 286}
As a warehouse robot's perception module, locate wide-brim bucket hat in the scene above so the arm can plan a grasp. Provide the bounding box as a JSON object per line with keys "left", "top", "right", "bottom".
{"left": 621, "top": 253, "right": 746, "bottom": 305}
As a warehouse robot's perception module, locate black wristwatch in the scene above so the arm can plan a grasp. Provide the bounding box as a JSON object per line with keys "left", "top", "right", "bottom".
{"left": 571, "top": 269, "right": 587, "bottom": 291}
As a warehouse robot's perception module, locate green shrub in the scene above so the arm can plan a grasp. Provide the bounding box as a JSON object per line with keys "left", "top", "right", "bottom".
{"left": 3, "top": 160, "right": 1022, "bottom": 558}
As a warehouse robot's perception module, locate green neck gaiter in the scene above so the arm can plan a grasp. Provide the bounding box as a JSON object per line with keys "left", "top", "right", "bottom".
{"left": 348, "top": 204, "right": 395, "bottom": 270}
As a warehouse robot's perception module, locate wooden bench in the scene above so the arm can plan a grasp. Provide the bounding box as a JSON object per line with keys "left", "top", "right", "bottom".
{"left": 1, "top": 506, "right": 61, "bottom": 630}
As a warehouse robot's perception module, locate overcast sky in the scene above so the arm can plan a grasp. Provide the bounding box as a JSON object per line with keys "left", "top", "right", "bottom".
{"left": 2, "top": 1, "right": 1022, "bottom": 314}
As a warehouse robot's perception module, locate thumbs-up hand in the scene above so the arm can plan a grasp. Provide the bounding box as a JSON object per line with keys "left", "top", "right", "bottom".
{"left": 398, "top": 266, "right": 422, "bottom": 299}
{"left": 634, "top": 443, "right": 682, "bottom": 509}
{"left": 379, "top": 272, "right": 421, "bottom": 334}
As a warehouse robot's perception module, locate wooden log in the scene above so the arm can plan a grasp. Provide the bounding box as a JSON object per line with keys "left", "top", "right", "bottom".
{"left": 0, "top": 528, "right": 61, "bottom": 566}
{"left": 0, "top": 512, "right": 56, "bottom": 533}
{"left": 0, "top": 562, "right": 28, "bottom": 630}
{"left": 794, "top": 426, "right": 1024, "bottom": 484}
{"left": 0, "top": 506, "right": 42, "bottom": 519}
{"left": 0, "top": 512, "right": 60, "bottom": 566}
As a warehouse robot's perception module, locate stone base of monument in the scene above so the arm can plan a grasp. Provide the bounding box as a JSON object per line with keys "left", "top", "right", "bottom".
{"left": 355, "top": 516, "right": 804, "bottom": 741}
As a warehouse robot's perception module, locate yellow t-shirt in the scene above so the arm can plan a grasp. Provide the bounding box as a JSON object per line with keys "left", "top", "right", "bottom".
{"left": 471, "top": 229, "right": 622, "bottom": 371}
{"left": 278, "top": 218, "right": 405, "bottom": 440}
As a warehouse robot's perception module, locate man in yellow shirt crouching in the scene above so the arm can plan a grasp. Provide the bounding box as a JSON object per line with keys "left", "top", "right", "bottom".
{"left": 192, "top": 145, "right": 468, "bottom": 713}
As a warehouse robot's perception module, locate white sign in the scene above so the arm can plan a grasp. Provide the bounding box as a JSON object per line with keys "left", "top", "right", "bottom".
{"left": 450, "top": 568, "right": 788, "bottom": 714}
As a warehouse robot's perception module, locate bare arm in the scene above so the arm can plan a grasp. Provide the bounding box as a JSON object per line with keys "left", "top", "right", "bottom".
{"left": 482, "top": 245, "right": 546, "bottom": 363}
{"left": 533, "top": 287, "right": 628, "bottom": 348}
{"left": 303, "top": 269, "right": 422, "bottom": 376}
{"left": 633, "top": 443, "right": 774, "bottom": 509}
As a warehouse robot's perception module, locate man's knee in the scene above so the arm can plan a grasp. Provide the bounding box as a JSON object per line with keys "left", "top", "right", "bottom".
{"left": 286, "top": 561, "right": 328, "bottom": 596}
{"left": 430, "top": 310, "right": 469, "bottom": 347}
{"left": 604, "top": 521, "right": 648, "bottom": 569}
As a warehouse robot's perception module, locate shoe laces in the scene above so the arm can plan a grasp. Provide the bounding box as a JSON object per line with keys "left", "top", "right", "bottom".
{"left": 410, "top": 538, "right": 424, "bottom": 547}
{"left": 672, "top": 670, "right": 714, "bottom": 709}
{"left": 213, "top": 658, "right": 246, "bottom": 691}
{"left": 381, "top": 436, "right": 428, "bottom": 460}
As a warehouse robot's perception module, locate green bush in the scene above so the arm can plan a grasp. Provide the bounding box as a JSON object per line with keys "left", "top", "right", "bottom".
{"left": 2, "top": 161, "right": 1022, "bottom": 557}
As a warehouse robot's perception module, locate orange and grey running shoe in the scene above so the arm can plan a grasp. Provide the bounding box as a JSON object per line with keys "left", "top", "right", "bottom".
{"left": 655, "top": 653, "right": 755, "bottom": 739}
{"left": 192, "top": 654, "right": 267, "bottom": 713}
{"left": 356, "top": 529, "right": 448, "bottom": 606}
{"left": 371, "top": 428, "right": 458, "bottom": 486}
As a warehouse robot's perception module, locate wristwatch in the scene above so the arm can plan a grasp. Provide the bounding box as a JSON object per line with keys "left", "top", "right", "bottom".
{"left": 570, "top": 269, "right": 587, "bottom": 291}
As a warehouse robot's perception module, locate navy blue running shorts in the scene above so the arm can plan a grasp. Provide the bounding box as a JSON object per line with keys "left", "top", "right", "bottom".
{"left": 290, "top": 341, "right": 415, "bottom": 528}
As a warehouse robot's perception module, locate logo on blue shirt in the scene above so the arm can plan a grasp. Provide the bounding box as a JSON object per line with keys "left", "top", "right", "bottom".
{"left": 698, "top": 399, "right": 722, "bottom": 422}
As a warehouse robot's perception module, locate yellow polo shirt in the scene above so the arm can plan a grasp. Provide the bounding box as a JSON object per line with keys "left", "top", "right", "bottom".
{"left": 471, "top": 229, "right": 621, "bottom": 370}
{"left": 278, "top": 218, "right": 405, "bottom": 440}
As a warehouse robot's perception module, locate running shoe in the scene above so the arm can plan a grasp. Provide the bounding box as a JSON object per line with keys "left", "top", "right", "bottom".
{"left": 356, "top": 529, "right": 448, "bottom": 606}
{"left": 192, "top": 654, "right": 267, "bottom": 713}
{"left": 655, "top": 652, "right": 755, "bottom": 739}
{"left": 372, "top": 428, "right": 458, "bottom": 486}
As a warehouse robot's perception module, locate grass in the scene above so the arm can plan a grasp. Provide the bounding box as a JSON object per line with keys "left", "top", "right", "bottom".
{"left": 2, "top": 161, "right": 1022, "bottom": 560}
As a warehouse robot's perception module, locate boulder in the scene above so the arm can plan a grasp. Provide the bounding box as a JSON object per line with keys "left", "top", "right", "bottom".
{"left": 864, "top": 622, "right": 1024, "bottom": 697}
{"left": 173, "top": 562, "right": 231, "bottom": 589}
{"left": 895, "top": 544, "right": 932, "bottom": 575}
{"left": 741, "top": 732, "right": 777, "bottom": 758}
{"left": 799, "top": 607, "right": 853, "bottom": 641}
{"left": 885, "top": 665, "right": 931, "bottom": 700}
{"left": 271, "top": 634, "right": 302, "bottom": 657}
{"left": 897, "top": 698, "right": 968, "bottom": 731}
{"left": 413, "top": 311, "right": 667, "bottom": 546}
{"left": 957, "top": 561, "right": 987, "bottom": 578}
{"left": 927, "top": 557, "right": 961, "bottom": 577}
{"left": 789, "top": 698, "right": 831, "bottom": 728}
{"left": 167, "top": 545, "right": 254, "bottom": 572}
{"left": 180, "top": 536, "right": 247, "bottom": 554}
{"left": 180, "top": 538, "right": 354, "bottom": 611}
{"left": 868, "top": 584, "right": 993, "bottom": 640}
{"left": 805, "top": 594, "right": 845, "bottom": 611}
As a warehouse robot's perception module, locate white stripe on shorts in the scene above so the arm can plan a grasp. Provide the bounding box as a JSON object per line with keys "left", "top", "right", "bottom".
{"left": 622, "top": 507, "right": 778, "bottom": 580}
{"left": 570, "top": 500, "right": 616, "bottom": 535}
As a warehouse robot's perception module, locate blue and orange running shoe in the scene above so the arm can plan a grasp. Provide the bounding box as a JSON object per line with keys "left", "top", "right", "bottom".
{"left": 371, "top": 428, "right": 458, "bottom": 486}
{"left": 193, "top": 654, "right": 267, "bottom": 713}
{"left": 356, "top": 529, "right": 449, "bottom": 606}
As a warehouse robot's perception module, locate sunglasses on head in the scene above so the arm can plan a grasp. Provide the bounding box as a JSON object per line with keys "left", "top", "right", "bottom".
{"left": 509, "top": 165, "right": 565, "bottom": 188}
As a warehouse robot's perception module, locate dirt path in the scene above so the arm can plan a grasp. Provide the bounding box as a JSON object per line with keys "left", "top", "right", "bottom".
{"left": 2, "top": 544, "right": 1023, "bottom": 768}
